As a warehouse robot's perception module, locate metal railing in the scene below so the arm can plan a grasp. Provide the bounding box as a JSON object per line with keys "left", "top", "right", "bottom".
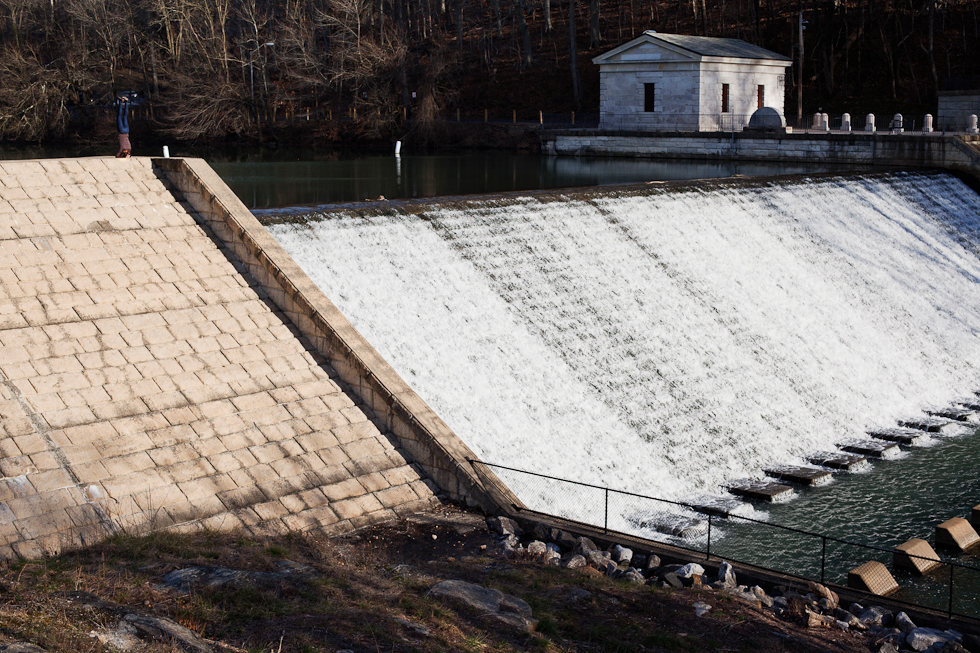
{"left": 471, "top": 459, "right": 980, "bottom": 621}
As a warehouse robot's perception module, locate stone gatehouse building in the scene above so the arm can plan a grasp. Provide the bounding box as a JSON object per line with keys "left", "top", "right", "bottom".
{"left": 593, "top": 32, "right": 792, "bottom": 132}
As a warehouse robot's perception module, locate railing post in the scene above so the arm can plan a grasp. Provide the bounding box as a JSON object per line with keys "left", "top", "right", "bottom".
{"left": 949, "top": 563, "right": 954, "bottom": 618}
{"left": 604, "top": 487, "right": 609, "bottom": 533}
{"left": 706, "top": 513, "right": 712, "bottom": 560}
{"left": 821, "top": 536, "right": 826, "bottom": 584}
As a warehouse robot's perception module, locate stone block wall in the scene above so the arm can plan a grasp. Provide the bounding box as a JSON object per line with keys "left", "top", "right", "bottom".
{"left": 0, "top": 155, "right": 516, "bottom": 560}
{"left": 938, "top": 92, "right": 980, "bottom": 131}
{"left": 153, "top": 157, "right": 518, "bottom": 515}
{"left": 540, "top": 131, "right": 980, "bottom": 183}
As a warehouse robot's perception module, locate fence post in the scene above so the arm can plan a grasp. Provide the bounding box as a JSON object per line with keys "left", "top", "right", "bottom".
{"left": 513, "top": 110, "right": 516, "bottom": 124}
{"left": 571, "top": 111, "right": 575, "bottom": 126}
{"left": 821, "top": 536, "right": 827, "bottom": 584}
{"left": 706, "top": 514, "right": 712, "bottom": 560}
{"left": 457, "top": 108, "right": 460, "bottom": 122}
{"left": 539, "top": 110, "right": 543, "bottom": 125}
{"left": 484, "top": 109, "right": 488, "bottom": 123}
{"left": 949, "top": 564, "right": 954, "bottom": 618}
{"left": 604, "top": 487, "right": 609, "bottom": 534}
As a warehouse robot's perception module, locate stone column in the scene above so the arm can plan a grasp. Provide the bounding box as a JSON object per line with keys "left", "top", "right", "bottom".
{"left": 923, "top": 114, "right": 933, "bottom": 133}
{"left": 841, "top": 113, "right": 851, "bottom": 132}
{"left": 891, "top": 113, "right": 903, "bottom": 133}
{"left": 865, "top": 113, "right": 876, "bottom": 132}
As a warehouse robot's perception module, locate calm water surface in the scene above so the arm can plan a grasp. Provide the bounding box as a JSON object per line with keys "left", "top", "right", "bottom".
{"left": 0, "top": 142, "right": 868, "bottom": 209}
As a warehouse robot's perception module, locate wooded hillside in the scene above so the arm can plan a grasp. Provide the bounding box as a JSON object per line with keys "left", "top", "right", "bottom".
{"left": 1, "top": 0, "right": 978, "bottom": 143}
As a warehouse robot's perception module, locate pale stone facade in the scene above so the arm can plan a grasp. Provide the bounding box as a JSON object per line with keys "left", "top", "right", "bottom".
{"left": 593, "top": 32, "right": 791, "bottom": 132}
{"left": 937, "top": 91, "right": 980, "bottom": 131}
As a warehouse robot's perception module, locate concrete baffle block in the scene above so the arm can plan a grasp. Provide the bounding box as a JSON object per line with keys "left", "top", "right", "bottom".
{"left": 848, "top": 561, "right": 899, "bottom": 596}
{"left": 842, "top": 112, "right": 851, "bottom": 132}
{"left": 893, "top": 538, "right": 942, "bottom": 575}
{"left": 969, "top": 114, "right": 979, "bottom": 135}
{"left": 972, "top": 504, "right": 980, "bottom": 530}
{"left": 935, "top": 518, "right": 980, "bottom": 551}
{"left": 924, "top": 114, "right": 933, "bottom": 133}
{"left": 866, "top": 113, "right": 876, "bottom": 132}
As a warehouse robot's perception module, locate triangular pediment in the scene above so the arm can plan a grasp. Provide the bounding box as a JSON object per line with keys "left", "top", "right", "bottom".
{"left": 592, "top": 33, "right": 701, "bottom": 65}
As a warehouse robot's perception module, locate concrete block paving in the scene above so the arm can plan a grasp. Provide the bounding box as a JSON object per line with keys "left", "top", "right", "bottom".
{"left": 0, "top": 157, "right": 439, "bottom": 558}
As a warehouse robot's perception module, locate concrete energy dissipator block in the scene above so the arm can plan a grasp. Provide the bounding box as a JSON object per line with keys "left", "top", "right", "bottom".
{"left": 935, "top": 517, "right": 980, "bottom": 551}
{"left": 847, "top": 561, "right": 899, "bottom": 596}
{"left": 893, "top": 538, "right": 942, "bottom": 575}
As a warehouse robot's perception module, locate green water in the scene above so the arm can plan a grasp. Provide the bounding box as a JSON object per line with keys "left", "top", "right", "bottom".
{"left": 712, "top": 430, "right": 980, "bottom": 618}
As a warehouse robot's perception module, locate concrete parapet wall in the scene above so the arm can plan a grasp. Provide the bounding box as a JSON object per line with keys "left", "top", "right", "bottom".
{"left": 153, "top": 157, "right": 514, "bottom": 515}
{"left": 541, "top": 130, "right": 980, "bottom": 181}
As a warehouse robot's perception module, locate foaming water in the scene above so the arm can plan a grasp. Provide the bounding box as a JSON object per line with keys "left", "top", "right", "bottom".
{"left": 267, "top": 172, "right": 980, "bottom": 523}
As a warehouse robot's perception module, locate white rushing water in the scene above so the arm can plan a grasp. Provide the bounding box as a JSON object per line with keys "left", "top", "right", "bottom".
{"left": 267, "top": 172, "right": 980, "bottom": 521}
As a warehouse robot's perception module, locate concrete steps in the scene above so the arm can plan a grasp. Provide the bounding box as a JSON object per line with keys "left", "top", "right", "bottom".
{"left": 0, "top": 157, "right": 443, "bottom": 558}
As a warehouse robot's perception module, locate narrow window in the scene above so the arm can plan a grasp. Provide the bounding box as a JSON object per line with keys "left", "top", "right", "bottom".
{"left": 721, "top": 84, "right": 730, "bottom": 113}
{"left": 757, "top": 85, "right": 765, "bottom": 109}
{"left": 644, "top": 83, "right": 656, "bottom": 112}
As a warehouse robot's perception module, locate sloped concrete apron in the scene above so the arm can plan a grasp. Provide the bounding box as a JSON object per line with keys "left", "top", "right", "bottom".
{"left": 152, "top": 157, "right": 518, "bottom": 514}
{"left": 0, "top": 156, "right": 517, "bottom": 559}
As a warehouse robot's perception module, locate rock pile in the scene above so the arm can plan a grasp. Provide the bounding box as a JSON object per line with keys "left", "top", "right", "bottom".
{"left": 487, "top": 517, "right": 980, "bottom": 653}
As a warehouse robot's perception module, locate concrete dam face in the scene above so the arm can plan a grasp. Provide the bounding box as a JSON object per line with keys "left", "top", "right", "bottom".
{"left": 268, "top": 172, "right": 980, "bottom": 529}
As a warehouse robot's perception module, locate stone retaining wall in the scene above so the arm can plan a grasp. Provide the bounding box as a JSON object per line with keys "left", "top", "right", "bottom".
{"left": 541, "top": 130, "right": 980, "bottom": 181}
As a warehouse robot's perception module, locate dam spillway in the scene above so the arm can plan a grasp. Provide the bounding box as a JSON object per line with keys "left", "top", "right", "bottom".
{"left": 267, "top": 171, "right": 980, "bottom": 521}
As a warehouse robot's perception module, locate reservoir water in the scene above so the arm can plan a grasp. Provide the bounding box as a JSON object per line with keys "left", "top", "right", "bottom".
{"left": 264, "top": 171, "right": 980, "bottom": 612}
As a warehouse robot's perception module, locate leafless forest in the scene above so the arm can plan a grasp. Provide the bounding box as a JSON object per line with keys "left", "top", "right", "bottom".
{"left": 1, "top": 0, "right": 979, "bottom": 143}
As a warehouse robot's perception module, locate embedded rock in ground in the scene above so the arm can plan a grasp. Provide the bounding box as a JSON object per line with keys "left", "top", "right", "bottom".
{"left": 586, "top": 550, "right": 611, "bottom": 568}
{"left": 118, "top": 614, "right": 212, "bottom": 653}
{"left": 562, "top": 555, "right": 587, "bottom": 569}
{"left": 160, "top": 564, "right": 315, "bottom": 592}
{"left": 529, "top": 523, "right": 550, "bottom": 541}
{"left": 716, "top": 561, "right": 737, "bottom": 588}
{"left": 487, "top": 517, "right": 523, "bottom": 538}
{"left": 895, "top": 612, "right": 917, "bottom": 634}
{"left": 526, "top": 541, "right": 548, "bottom": 556}
{"left": 427, "top": 580, "right": 537, "bottom": 632}
{"left": 693, "top": 602, "right": 712, "bottom": 617}
{"left": 573, "top": 537, "right": 598, "bottom": 556}
{"left": 806, "top": 581, "right": 838, "bottom": 610}
{"left": 0, "top": 645, "right": 49, "bottom": 653}
{"left": 906, "top": 628, "right": 960, "bottom": 652}
{"left": 622, "top": 569, "right": 645, "bottom": 584}
{"left": 610, "top": 545, "right": 633, "bottom": 565}
{"left": 832, "top": 608, "right": 863, "bottom": 629}
{"left": 552, "top": 530, "right": 578, "bottom": 552}
{"left": 805, "top": 609, "right": 838, "bottom": 629}
{"left": 645, "top": 555, "right": 661, "bottom": 571}
{"left": 674, "top": 563, "right": 705, "bottom": 580}
{"left": 858, "top": 606, "right": 893, "bottom": 627}
{"left": 661, "top": 572, "right": 684, "bottom": 588}
{"left": 722, "top": 586, "right": 762, "bottom": 608}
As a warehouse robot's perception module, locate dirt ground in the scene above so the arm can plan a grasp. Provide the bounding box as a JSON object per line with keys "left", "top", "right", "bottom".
{"left": 0, "top": 503, "right": 881, "bottom": 653}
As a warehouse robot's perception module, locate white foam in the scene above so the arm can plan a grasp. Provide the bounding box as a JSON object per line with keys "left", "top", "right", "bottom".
{"left": 268, "top": 172, "right": 980, "bottom": 519}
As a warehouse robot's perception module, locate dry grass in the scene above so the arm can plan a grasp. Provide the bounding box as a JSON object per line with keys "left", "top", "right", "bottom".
{"left": 0, "top": 505, "right": 873, "bottom": 653}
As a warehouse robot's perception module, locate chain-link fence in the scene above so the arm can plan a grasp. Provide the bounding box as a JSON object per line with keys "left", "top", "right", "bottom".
{"left": 471, "top": 459, "right": 980, "bottom": 621}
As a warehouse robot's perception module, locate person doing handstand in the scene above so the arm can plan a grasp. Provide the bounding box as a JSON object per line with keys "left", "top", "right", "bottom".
{"left": 116, "top": 95, "right": 131, "bottom": 158}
